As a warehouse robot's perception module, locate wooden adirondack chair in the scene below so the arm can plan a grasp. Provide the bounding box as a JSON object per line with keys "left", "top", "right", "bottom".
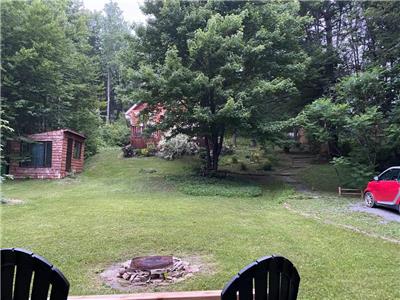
{"left": 221, "top": 255, "right": 300, "bottom": 300}
{"left": 1, "top": 248, "right": 70, "bottom": 300}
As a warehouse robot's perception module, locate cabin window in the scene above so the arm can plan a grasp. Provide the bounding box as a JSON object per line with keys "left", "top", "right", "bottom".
{"left": 73, "top": 141, "right": 82, "bottom": 159}
{"left": 20, "top": 141, "right": 52, "bottom": 168}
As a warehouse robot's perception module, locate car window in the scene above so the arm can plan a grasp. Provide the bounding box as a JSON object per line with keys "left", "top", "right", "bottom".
{"left": 379, "top": 169, "right": 400, "bottom": 181}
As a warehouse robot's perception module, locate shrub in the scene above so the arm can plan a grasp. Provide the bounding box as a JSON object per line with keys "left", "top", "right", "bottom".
{"left": 146, "top": 143, "right": 157, "bottom": 156}
{"left": 332, "top": 157, "right": 374, "bottom": 189}
{"left": 250, "top": 150, "right": 261, "bottom": 163}
{"left": 140, "top": 148, "right": 149, "bottom": 157}
{"left": 99, "top": 118, "right": 130, "bottom": 147}
{"left": 231, "top": 156, "right": 238, "bottom": 164}
{"left": 122, "top": 145, "right": 138, "bottom": 158}
{"left": 157, "top": 134, "right": 199, "bottom": 160}
{"left": 262, "top": 159, "right": 272, "bottom": 171}
{"left": 240, "top": 162, "right": 248, "bottom": 171}
{"left": 221, "top": 144, "right": 234, "bottom": 155}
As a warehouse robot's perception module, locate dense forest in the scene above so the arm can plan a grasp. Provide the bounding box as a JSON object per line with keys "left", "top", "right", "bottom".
{"left": 1, "top": 0, "right": 399, "bottom": 175}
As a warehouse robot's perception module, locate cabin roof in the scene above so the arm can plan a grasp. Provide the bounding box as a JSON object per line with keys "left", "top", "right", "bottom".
{"left": 28, "top": 129, "right": 86, "bottom": 139}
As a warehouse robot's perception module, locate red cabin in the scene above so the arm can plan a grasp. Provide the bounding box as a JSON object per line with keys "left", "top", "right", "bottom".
{"left": 8, "top": 129, "right": 86, "bottom": 179}
{"left": 124, "top": 102, "right": 165, "bottom": 149}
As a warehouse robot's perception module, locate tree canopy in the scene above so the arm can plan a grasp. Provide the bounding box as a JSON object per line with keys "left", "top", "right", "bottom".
{"left": 1, "top": 0, "right": 399, "bottom": 174}
{"left": 119, "top": 0, "right": 308, "bottom": 171}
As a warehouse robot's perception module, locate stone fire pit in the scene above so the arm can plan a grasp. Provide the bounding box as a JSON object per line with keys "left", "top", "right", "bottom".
{"left": 101, "top": 255, "right": 200, "bottom": 290}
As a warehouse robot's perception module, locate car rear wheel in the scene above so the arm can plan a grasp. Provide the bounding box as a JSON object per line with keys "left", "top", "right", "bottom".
{"left": 364, "top": 192, "right": 376, "bottom": 208}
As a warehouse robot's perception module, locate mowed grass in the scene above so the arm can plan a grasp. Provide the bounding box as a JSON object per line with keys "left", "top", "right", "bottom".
{"left": 1, "top": 148, "right": 400, "bottom": 299}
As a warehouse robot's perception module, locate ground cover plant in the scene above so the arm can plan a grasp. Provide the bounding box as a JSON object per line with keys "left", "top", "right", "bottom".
{"left": 2, "top": 148, "right": 400, "bottom": 299}
{"left": 166, "top": 175, "right": 262, "bottom": 197}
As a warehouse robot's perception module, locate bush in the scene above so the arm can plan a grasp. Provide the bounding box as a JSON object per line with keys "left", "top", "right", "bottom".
{"left": 99, "top": 118, "right": 130, "bottom": 147}
{"left": 249, "top": 150, "right": 261, "bottom": 163}
{"left": 240, "top": 162, "right": 248, "bottom": 171}
{"left": 146, "top": 143, "right": 157, "bottom": 156}
{"left": 231, "top": 156, "right": 238, "bottom": 164}
{"left": 221, "top": 144, "right": 234, "bottom": 155}
{"left": 122, "top": 145, "right": 138, "bottom": 158}
{"left": 157, "top": 134, "right": 199, "bottom": 160}
{"left": 262, "top": 159, "right": 272, "bottom": 171}
{"left": 140, "top": 148, "right": 149, "bottom": 157}
{"left": 332, "top": 157, "right": 374, "bottom": 189}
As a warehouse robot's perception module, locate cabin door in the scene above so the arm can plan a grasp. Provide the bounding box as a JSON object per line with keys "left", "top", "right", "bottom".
{"left": 66, "top": 138, "right": 73, "bottom": 172}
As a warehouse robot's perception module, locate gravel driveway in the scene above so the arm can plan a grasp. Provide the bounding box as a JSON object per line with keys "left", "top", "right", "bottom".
{"left": 350, "top": 203, "right": 400, "bottom": 223}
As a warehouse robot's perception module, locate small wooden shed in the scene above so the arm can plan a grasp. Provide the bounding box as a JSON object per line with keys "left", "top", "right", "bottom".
{"left": 9, "top": 129, "right": 86, "bottom": 179}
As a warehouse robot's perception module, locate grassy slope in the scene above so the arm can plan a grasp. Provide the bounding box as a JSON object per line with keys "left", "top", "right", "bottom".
{"left": 297, "top": 164, "right": 341, "bottom": 192}
{"left": 2, "top": 149, "right": 399, "bottom": 299}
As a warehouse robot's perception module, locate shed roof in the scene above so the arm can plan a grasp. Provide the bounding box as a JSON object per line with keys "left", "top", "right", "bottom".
{"left": 28, "top": 129, "right": 86, "bottom": 139}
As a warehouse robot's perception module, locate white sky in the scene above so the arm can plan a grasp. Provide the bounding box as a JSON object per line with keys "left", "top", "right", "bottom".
{"left": 82, "top": 0, "right": 147, "bottom": 24}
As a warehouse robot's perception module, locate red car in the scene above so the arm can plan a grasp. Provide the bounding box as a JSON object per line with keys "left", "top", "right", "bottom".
{"left": 364, "top": 166, "right": 400, "bottom": 213}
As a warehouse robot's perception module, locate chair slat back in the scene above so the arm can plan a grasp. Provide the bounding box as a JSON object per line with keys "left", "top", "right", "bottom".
{"left": 221, "top": 255, "right": 300, "bottom": 300}
{"left": 1, "top": 248, "right": 70, "bottom": 300}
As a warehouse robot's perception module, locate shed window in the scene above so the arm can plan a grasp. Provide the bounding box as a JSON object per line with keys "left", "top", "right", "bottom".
{"left": 73, "top": 141, "right": 82, "bottom": 159}
{"left": 20, "top": 141, "right": 52, "bottom": 167}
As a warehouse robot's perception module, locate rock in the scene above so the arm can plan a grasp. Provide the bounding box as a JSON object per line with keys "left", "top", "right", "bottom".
{"left": 118, "top": 268, "right": 126, "bottom": 275}
{"left": 122, "top": 273, "right": 130, "bottom": 280}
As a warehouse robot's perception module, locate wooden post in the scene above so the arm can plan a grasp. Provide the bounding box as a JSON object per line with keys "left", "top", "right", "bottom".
{"left": 338, "top": 186, "right": 341, "bottom": 196}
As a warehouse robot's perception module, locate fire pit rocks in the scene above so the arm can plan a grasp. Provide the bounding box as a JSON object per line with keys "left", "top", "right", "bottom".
{"left": 101, "top": 255, "right": 200, "bottom": 290}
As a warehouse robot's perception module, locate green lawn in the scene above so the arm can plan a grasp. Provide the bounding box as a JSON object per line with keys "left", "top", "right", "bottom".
{"left": 2, "top": 148, "right": 400, "bottom": 299}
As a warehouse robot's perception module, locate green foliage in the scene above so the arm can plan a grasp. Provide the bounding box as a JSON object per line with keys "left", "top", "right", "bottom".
{"left": 336, "top": 68, "right": 387, "bottom": 113}
{"left": 0, "top": 118, "right": 14, "bottom": 181}
{"left": 167, "top": 175, "right": 262, "bottom": 197}
{"left": 98, "top": 118, "right": 130, "bottom": 147}
{"left": 240, "top": 162, "right": 248, "bottom": 171}
{"left": 140, "top": 148, "right": 149, "bottom": 157}
{"left": 262, "top": 159, "right": 272, "bottom": 171}
{"left": 295, "top": 98, "right": 349, "bottom": 146}
{"left": 1, "top": 0, "right": 101, "bottom": 155}
{"left": 119, "top": 1, "right": 308, "bottom": 170}
{"left": 249, "top": 150, "right": 261, "bottom": 163}
{"left": 332, "top": 157, "right": 375, "bottom": 189}
{"left": 95, "top": 1, "right": 130, "bottom": 121}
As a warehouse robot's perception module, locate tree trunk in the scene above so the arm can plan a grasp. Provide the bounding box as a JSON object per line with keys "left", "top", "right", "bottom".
{"left": 204, "top": 136, "right": 211, "bottom": 170}
{"left": 324, "top": 9, "right": 335, "bottom": 84}
{"left": 231, "top": 129, "right": 237, "bottom": 147}
{"left": 250, "top": 138, "right": 257, "bottom": 148}
{"left": 203, "top": 131, "right": 224, "bottom": 174}
{"left": 106, "top": 69, "right": 111, "bottom": 124}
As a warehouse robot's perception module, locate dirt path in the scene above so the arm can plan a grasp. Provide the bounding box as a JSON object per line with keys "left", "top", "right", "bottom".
{"left": 270, "top": 152, "right": 315, "bottom": 192}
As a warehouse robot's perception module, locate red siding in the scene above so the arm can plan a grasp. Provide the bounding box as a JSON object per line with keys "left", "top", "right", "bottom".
{"left": 127, "top": 103, "right": 165, "bottom": 149}
{"left": 9, "top": 129, "right": 85, "bottom": 179}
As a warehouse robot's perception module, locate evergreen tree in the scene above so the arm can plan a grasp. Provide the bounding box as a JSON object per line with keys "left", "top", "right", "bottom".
{"left": 1, "top": 0, "right": 101, "bottom": 155}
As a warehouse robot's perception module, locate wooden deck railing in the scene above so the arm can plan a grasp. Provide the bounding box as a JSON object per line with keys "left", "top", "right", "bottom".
{"left": 69, "top": 290, "right": 221, "bottom": 300}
